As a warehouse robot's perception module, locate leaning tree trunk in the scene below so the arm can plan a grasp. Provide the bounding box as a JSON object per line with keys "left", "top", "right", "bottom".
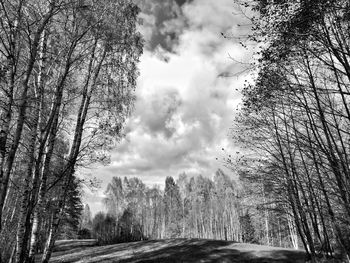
{"left": 0, "top": 0, "right": 24, "bottom": 237}
{"left": 41, "top": 206, "right": 61, "bottom": 263}
{"left": 27, "top": 112, "right": 59, "bottom": 262}
{"left": 15, "top": 86, "right": 41, "bottom": 263}
{"left": 0, "top": 2, "right": 56, "bottom": 235}
{"left": 40, "top": 45, "right": 104, "bottom": 262}
{"left": 27, "top": 28, "right": 76, "bottom": 262}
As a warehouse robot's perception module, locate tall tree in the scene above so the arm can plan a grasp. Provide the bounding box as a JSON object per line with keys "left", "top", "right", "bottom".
{"left": 163, "top": 176, "right": 182, "bottom": 238}
{"left": 103, "top": 173, "right": 243, "bottom": 242}
{"left": 233, "top": 0, "right": 350, "bottom": 261}
{"left": 0, "top": 0, "right": 143, "bottom": 262}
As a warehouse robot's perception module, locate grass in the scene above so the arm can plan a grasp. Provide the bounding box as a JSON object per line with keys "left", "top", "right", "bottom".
{"left": 42, "top": 238, "right": 307, "bottom": 263}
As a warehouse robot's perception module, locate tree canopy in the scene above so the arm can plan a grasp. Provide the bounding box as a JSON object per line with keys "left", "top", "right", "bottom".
{"left": 0, "top": 0, "right": 143, "bottom": 262}
{"left": 233, "top": 0, "right": 350, "bottom": 261}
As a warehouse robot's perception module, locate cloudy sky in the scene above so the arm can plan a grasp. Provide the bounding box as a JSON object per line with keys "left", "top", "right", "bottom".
{"left": 84, "top": 0, "right": 252, "bottom": 213}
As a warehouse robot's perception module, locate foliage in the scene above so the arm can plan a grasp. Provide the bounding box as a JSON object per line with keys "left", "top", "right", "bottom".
{"left": 240, "top": 212, "right": 255, "bottom": 243}
{"left": 233, "top": 0, "right": 350, "bottom": 261}
{"left": 103, "top": 171, "right": 246, "bottom": 242}
{"left": 79, "top": 204, "right": 93, "bottom": 231}
{"left": 163, "top": 176, "right": 182, "bottom": 238}
{"left": 92, "top": 212, "right": 118, "bottom": 245}
{"left": 0, "top": 0, "right": 143, "bottom": 262}
{"left": 57, "top": 178, "right": 84, "bottom": 240}
{"left": 91, "top": 208, "right": 145, "bottom": 245}
{"left": 77, "top": 228, "right": 92, "bottom": 240}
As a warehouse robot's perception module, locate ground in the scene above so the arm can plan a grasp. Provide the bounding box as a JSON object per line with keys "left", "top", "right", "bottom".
{"left": 42, "top": 239, "right": 306, "bottom": 263}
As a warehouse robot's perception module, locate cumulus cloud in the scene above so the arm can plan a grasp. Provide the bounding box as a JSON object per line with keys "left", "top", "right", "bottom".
{"left": 174, "top": 0, "right": 191, "bottom": 6}
{"left": 135, "top": 0, "right": 188, "bottom": 53}
{"left": 134, "top": 87, "right": 182, "bottom": 138}
{"left": 83, "top": 0, "right": 252, "bottom": 213}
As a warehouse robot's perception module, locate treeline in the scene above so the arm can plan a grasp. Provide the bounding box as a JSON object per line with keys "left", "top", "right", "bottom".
{"left": 0, "top": 0, "right": 143, "bottom": 262}
{"left": 89, "top": 170, "right": 299, "bottom": 248}
{"left": 234, "top": 0, "right": 350, "bottom": 262}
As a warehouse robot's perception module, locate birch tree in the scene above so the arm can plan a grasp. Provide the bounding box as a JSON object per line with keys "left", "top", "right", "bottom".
{"left": 233, "top": 0, "right": 350, "bottom": 261}
{"left": 0, "top": 0, "right": 143, "bottom": 262}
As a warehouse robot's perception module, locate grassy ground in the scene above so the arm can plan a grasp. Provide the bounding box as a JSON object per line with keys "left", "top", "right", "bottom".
{"left": 43, "top": 239, "right": 307, "bottom": 263}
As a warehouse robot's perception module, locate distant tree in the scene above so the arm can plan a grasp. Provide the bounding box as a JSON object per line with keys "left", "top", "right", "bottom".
{"left": 92, "top": 212, "right": 117, "bottom": 245}
{"left": 163, "top": 177, "right": 182, "bottom": 238}
{"left": 77, "top": 228, "right": 92, "bottom": 240}
{"left": 101, "top": 173, "right": 245, "bottom": 243}
{"left": 176, "top": 173, "right": 190, "bottom": 238}
{"left": 79, "top": 204, "right": 92, "bottom": 231}
{"left": 212, "top": 170, "right": 241, "bottom": 241}
{"left": 117, "top": 206, "right": 144, "bottom": 242}
{"left": 104, "top": 177, "right": 125, "bottom": 217}
{"left": 240, "top": 212, "right": 255, "bottom": 243}
{"left": 58, "top": 178, "right": 84, "bottom": 240}
{"left": 144, "top": 186, "right": 163, "bottom": 239}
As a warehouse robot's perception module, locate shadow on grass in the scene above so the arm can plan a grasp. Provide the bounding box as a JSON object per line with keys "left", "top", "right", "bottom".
{"left": 54, "top": 239, "right": 98, "bottom": 252}
{"left": 49, "top": 239, "right": 306, "bottom": 263}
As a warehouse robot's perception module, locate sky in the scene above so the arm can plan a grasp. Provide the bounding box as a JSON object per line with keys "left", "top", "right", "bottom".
{"left": 84, "top": 0, "right": 252, "bottom": 214}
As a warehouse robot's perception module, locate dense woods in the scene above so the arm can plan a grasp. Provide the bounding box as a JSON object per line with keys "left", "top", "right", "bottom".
{"left": 233, "top": 0, "right": 350, "bottom": 262}
{"left": 93, "top": 172, "right": 242, "bottom": 243}
{"left": 0, "top": 0, "right": 142, "bottom": 262}
{"left": 89, "top": 170, "right": 299, "bottom": 250}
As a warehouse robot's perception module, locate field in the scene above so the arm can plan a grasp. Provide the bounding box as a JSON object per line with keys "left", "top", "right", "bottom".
{"left": 42, "top": 239, "right": 307, "bottom": 263}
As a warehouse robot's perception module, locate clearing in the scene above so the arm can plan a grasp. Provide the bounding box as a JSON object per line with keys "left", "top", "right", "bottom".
{"left": 42, "top": 239, "right": 306, "bottom": 263}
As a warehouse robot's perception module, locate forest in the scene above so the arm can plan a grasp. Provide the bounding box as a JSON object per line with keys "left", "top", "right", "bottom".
{"left": 78, "top": 170, "right": 298, "bottom": 250}
{"left": 1, "top": 0, "right": 350, "bottom": 263}
{"left": 233, "top": 0, "right": 350, "bottom": 262}
{"left": 0, "top": 0, "right": 142, "bottom": 262}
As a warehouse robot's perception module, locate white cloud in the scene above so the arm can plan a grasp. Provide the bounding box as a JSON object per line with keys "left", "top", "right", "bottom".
{"left": 83, "top": 0, "right": 253, "bottom": 212}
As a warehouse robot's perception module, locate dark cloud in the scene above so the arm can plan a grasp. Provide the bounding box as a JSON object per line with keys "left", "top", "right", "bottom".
{"left": 174, "top": 0, "right": 192, "bottom": 6}
{"left": 135, "top": 0, "right": 188, "bottom": 53}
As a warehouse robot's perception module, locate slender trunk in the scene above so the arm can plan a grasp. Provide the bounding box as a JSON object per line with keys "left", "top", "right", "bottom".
{"left": 15, "top": 89, "right": 41, "bottom": 263}
{"left": 0, "top": 1, "right": 23, "bottom": 235}
{"left": 272, "top": 111, "right": 315, "bottom": 261}
{"left": 0, "top": 2, "right": 56, "bottom": 234}
{"left": 39, "top": 42, "right": 106, "bottom": 262}
{"left": 0, "top": 64, "right": 15, "bottom": 234}
{"left": 306, "top": 56, "right": 350, "bottom": 217}
{"left": 27, "top": 21, "right": 93, "bottom": 260}
{"left": 41, "top": 208, "right": 60, "bottom": 263}
{"left": 9, "top": 246, "right": 16, "bottom": 263}
{"left": 287, "top": 211, "right": 299, "bottom": 249}
{"left": 182, "top": 200, "right": 185, "bottom": 238}
{"left": 27, "top": 31, "right": 74, "bottom": 262}
{"left": 27, "top": 112, "right": 59, "bottom": 262}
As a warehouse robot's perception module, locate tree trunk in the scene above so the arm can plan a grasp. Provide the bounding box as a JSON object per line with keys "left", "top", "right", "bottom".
{"left": 41, "top": 209, "right": 60, "bottom": 263}
{"left": 27, "top": 113, "right": 59, "bottom": 262}
{"left": 0, "top": 1, "right": 56, "bottom": 234}
{"left": 15, "top": 86, "right": 41, "bottom": 263}
{"left": 38, "top": 43, "right": 104, "bottom": 261}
